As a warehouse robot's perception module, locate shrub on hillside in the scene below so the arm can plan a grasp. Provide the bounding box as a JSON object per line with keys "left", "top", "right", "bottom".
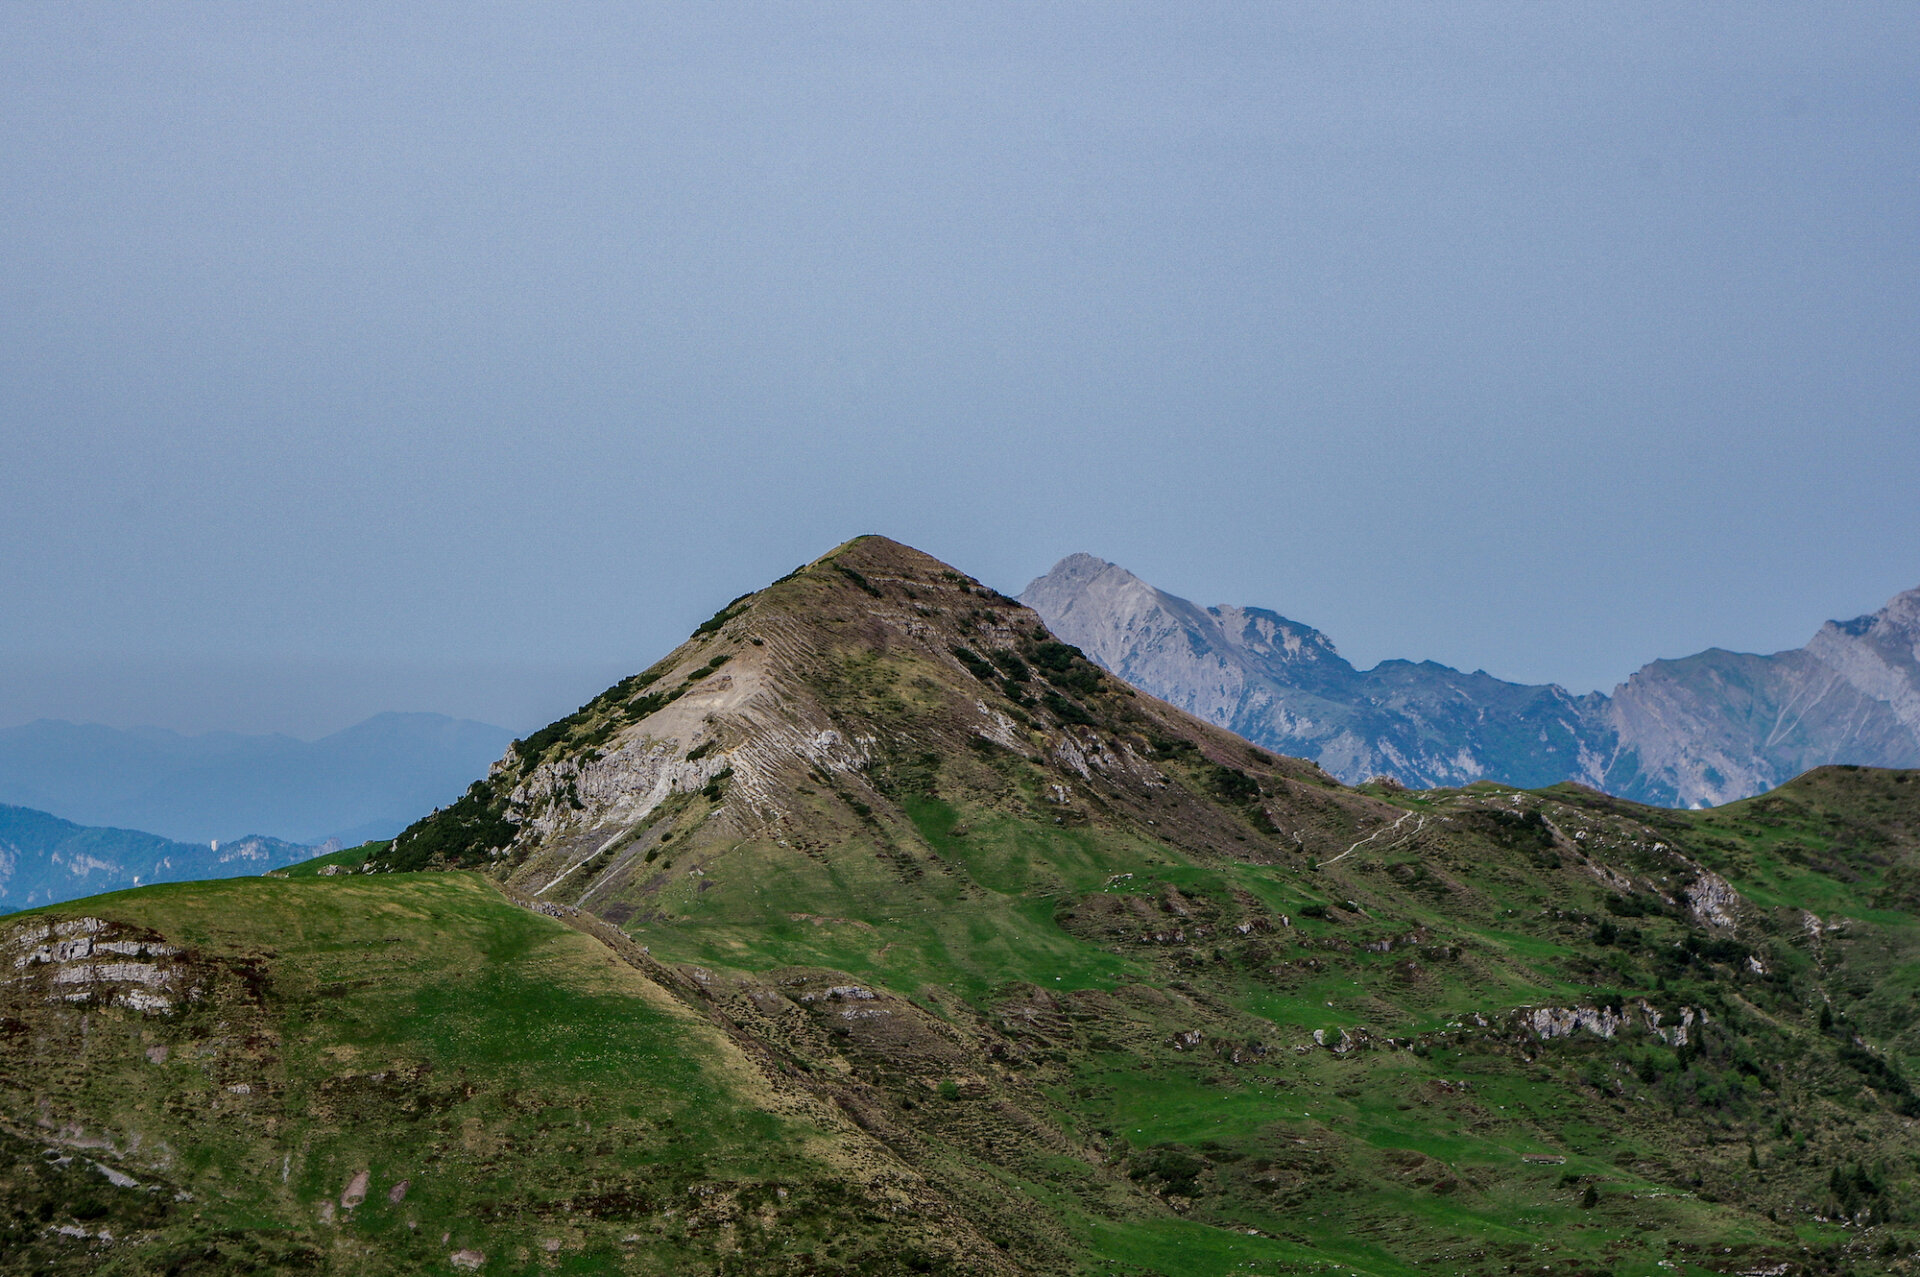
{"left": 382, "top": 783, "right": 517, "bottom": 871}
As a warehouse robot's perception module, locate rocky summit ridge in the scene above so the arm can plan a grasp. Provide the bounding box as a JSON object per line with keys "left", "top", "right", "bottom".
{"left": 1023, "top": 553, "right": 1920, "bottom": 807}
{"left": 10, "top": 535, "right": 1920, "bottom": 1275}
{"left": 376, "top": 535, "right": 1364, "bottom": 903}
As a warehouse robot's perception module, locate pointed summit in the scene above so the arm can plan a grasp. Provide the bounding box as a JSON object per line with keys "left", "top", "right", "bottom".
{"left": 376, "top": 537, "right": 1360, "bottom": 923}
{"left": 1021, "top": 553, "right": 1345, "bottom": 692}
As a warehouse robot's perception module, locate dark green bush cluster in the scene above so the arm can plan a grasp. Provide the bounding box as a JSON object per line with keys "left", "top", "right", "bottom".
{"left": 1605, "top": 892, "right": 1673, "bottom": 919}
{"left": 609, "top": 666, "right": 668, "bottom": 703}
{"left": 1210, "top": 765, "right": 1261, "bottom": 806}
{"left": 834, "top": 564, "right": 883, "bottom": 597}
{"left": 622, "top": 683, "right": 687, "bottom": 725}
{"left": 1206, "top": 763, "right": 1281, "bottom": 832}
{"left": 695, "top": 594, "right": 754, "bottom": 636}
{"left": 1145, "top": 733, "right": 1198, "bottom": 759}
{"left": 949, "top": 645, "right": 1046, "bottom": 709}
{"left": 1029, "top": 640, "right": 1101, "bottom": 695}
{"left": 380, "top": 781, "right": 517, "bottom": 872}
{"left": 1042, "top": 691, "right": 1094, "bottom": 725}
{"left": 1838, "top": 1041, "right": 1920, "bottom": 1116}
{"left": 515, "top": 710, "right": 593, "bottom": 774}
{"left": 1643, "top": 930, "right": 1753, "bottom": 980}
{"left": 1471, "top": 808, "right": 1555, "bottom": 851}
{"left": 1828, "top": 1161, "right": 1890, "bottom": 1222}
{"left": 1685, "top": 932, "right": 1751, "bottom": 965}
{"left": 1028, "top": 641, "right": 1073, "bottom": 671}
{"left": 513, "top": 665, "right": 681, "bottom": 772}
{"left": 1127, "top": 1145, "right": 1206, "bottom": 1198}
{"left": 950, "top": 646, "right": 996, "bottom": 682}
{"left": 686, "top": 651, "right": 733, "bottom": 681}
{"left": 702, "top": 766, "right": 734, "bottom": 802}
{"left": 1010, "top": 642, "right": 1108, "bottom": 724}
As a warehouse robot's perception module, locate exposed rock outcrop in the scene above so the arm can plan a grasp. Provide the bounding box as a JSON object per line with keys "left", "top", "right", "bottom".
{"left": 4, "top": 916, "right": 184, "bottom": 1014}
{"left": 1522, "top": 1001, "right": 1701, "bottom": 1046}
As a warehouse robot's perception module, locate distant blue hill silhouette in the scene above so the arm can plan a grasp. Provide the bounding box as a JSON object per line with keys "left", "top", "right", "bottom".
{"left": 0, "top": 712, "right": 512, "bottom": 846}
{"left": 0, "top": 804, "right": 314, "bottom": 910}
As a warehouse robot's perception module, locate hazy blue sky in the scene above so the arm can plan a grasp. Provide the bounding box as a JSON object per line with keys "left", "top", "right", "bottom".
{"left": 4, "top": 4, "right": 1917, "bottom": 735}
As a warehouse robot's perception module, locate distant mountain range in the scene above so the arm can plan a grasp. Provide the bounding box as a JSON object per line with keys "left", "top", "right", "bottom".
{"left": 0, "top": 804, "right": 313, "bottom": 910}
{"left": 0, "top": 711, "right": 513, "bottom": 845}
{"left": 1022, "top": 553, "right": 1920, "bottom": 807}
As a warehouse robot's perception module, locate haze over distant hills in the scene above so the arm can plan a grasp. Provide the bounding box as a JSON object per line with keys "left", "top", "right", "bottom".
{"left": 0, "top": 804, "right": 312, "bottom": 909}
{"left": 0, "top": 712, "right": 513, "bottom": 845}
{"left": 1023, "top": 553, "right": 1920, "bottom": 807}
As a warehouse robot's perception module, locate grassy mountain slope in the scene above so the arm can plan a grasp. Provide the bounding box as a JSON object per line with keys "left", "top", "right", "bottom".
{"left": 7, "top": 538, "right": 1920, "bottom": 1275}
{"left": 2, "top": 872, "right": 1019, "bottom": 1275}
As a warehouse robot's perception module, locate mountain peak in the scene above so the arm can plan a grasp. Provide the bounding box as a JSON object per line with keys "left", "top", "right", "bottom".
{"left": 1021, "top": 555, "right": 1351, "bottom": 757}
{"left": 1826, "top": 583, "right": 1920, "bottom": 640}
{"left": 1019, "top": 554, "right": 1208, "bottom": 671}
{"left": 376, "top": 537, "right": 1345, "bottom": 914}
{"left": 21, "top": 543, "right": 1920, "bottom": 1273}
{"left": 1034, "top": 552, "right": 1126, "bottom": 585}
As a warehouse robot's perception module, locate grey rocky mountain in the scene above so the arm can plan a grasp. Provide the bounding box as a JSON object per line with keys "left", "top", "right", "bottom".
{"left": 1021, "top": 553, "right": 1920, "bottom": 807}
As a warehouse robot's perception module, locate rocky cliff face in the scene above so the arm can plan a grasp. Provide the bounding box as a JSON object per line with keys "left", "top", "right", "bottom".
{"left": 1023, "top": 555, "right": 1920, "bottom": 807}
{"left": 1604, "top": 589, "right": 1920, "bottom": 805}
{"left": 1023, "top": 554, "right": 1612, "bottom": 794}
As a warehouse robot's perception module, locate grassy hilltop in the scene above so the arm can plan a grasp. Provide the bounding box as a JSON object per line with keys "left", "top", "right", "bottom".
{"left": 6, "top": 537, "right": 1920, "bottom": 1275}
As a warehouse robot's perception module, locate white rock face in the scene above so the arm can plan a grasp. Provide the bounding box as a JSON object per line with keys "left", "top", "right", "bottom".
{"left": 1023, "top": 555, "right": 1607, "bottom": 792}
{"left": 1021, "top": 554, "right": 1338, "bottom": 730}
{"left": 1602, "top": 593, "right": 1920, "bottom": 806}
{"left": 1683, "top": 871, "right": 1742, "bottom": 929}
{"left": 1526, "top": 1005, "right": 1630, "bottom": 1040}
{"left": 480, "top": 573, "right": 1140, "bottom": 906}
{"left": 3, "top": 917, "right": 182, "bottom": 1012}
{"left": 1525, "top": 1001, "right": 1700, "bottom": 1046}
{"left": 1805, "top": 589, "right": 1920, "bottom": 737}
